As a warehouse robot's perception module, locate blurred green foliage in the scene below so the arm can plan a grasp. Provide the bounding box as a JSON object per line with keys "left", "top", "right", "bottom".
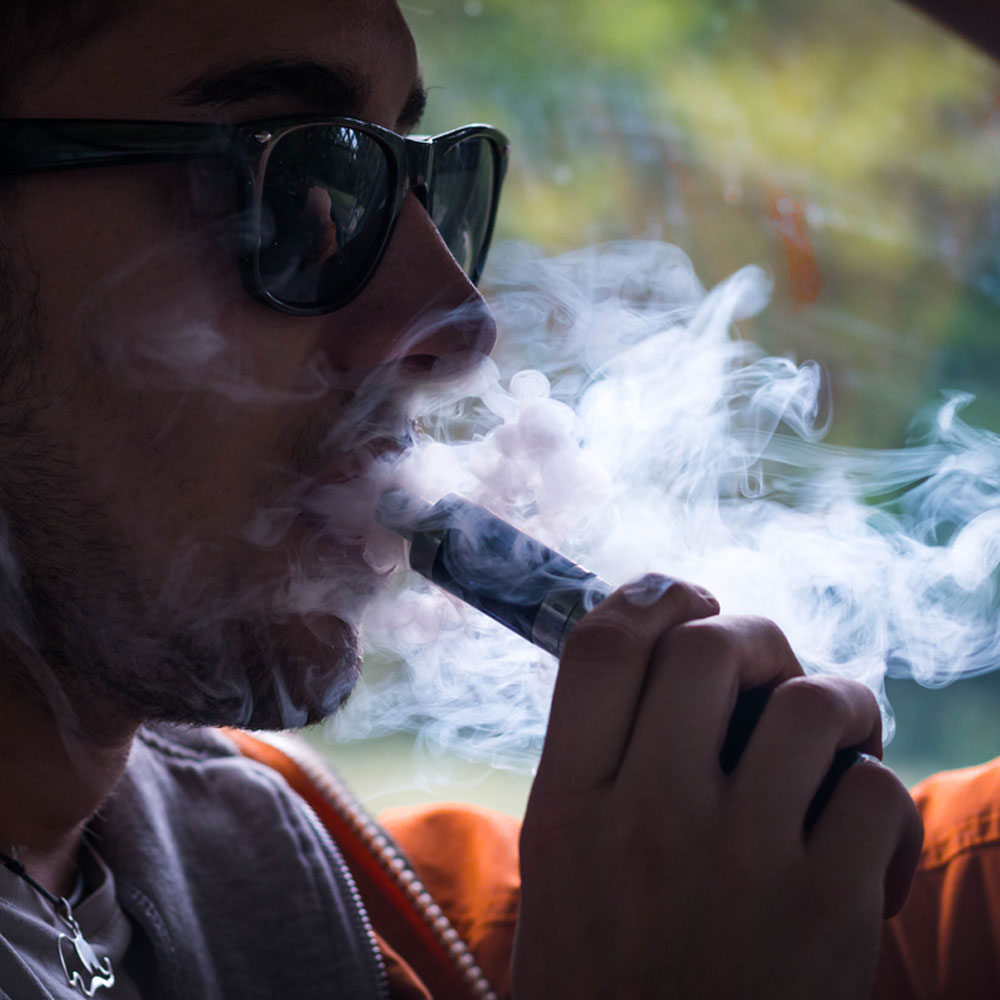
{"left": 407, "top": 0, "right": 1000, "bottom": 451}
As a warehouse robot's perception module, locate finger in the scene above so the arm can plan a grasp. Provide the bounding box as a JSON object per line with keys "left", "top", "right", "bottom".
{"left": 732, "top": 676, "right": 883, "bottom": 844}
{"left": 808, "top": 756, "right": 924, "bottom": 917}
{"left": 538, "top": 575, "right": 719, "bottom": 791}
{"left": 618, "top": 615, "right": 804, "bottom": 794}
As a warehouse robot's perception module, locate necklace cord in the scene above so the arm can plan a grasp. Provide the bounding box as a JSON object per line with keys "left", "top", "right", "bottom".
{"left": 0, "top": 848, "right": 64, "bottom": 909}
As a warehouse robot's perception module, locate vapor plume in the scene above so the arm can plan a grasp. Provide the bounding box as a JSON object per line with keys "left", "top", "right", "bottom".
{"left": 337, "top": 240, "right": 1000, "bottom": 769}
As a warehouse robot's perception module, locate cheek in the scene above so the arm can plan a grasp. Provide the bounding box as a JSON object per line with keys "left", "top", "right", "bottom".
{"left": 25, "top": 165, "right": 227, "bottom": 299}
{"left": 14, "top": 173, "right": 319, "bottom": 532}
{"left": 21, "top": 162, "right": 332, "bottom": 405}
{"left": 21, "top": 166, "right": 251, "bottom": 406}
{"left": 12, "top": 167, "right": 400, "bottom": 559}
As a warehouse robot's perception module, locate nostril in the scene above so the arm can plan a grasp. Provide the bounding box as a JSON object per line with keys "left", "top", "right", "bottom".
{"left": 399, "top": 353, "right": 438, "bottom": 375}
{"left": 458, "top": 298, "right": 497, "bottom": 355}
{"left": 404, "top": 292, "right": 497, "bottom": 360}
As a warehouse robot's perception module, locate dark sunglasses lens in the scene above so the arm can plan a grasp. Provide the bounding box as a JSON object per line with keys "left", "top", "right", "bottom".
{"left": 431, "top": 137, "right": 497, "bottom": 280}
{"left": 257, "top": 125, "right": 393, "bottom": 309}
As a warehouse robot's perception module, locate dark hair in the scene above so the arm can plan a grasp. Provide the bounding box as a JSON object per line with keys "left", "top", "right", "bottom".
{"left": 0, "top": 1, "right": 130, "bottom": 113}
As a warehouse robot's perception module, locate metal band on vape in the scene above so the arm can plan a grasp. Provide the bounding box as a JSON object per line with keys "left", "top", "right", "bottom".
{"left": 408, "top": 524, "right": 447, "bottom": 580}
{"left": 531, "top": 580, "right": 611, "bottom": 658}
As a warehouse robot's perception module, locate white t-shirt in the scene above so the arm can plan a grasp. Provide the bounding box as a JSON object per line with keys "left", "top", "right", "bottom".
{"left": 0, "top": 840, "right": 140, "bottom": 999}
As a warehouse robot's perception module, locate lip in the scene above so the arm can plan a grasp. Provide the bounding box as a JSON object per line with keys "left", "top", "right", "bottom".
{"left": 291, "top": 428, "right": 417, "bottom": 546}
{"left": 238, "top": 426, "right": 414, "bottom": 570}
{"left": 306, "top": 430, "right": 414, "bottom": 490}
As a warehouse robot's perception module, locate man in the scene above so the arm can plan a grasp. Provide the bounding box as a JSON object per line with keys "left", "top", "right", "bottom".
{"left": 0, "top": 1, "right": 921, "bottom": 997}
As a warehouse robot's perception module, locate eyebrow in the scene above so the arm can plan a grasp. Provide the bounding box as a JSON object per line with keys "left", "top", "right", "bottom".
{"left": 174, "top": 59, "right": 427, "bottom": 131}
{"left": 397, "top": 83, "right": 428, "bottom": 132}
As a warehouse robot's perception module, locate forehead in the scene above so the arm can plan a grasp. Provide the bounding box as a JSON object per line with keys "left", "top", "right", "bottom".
{"left": 19, "top": 0, "right": 419, "bottom": 124}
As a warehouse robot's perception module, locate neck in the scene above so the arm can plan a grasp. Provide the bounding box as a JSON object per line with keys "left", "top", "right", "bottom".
{"left": 0, "top": 677, "right": 136, "bottom": 898}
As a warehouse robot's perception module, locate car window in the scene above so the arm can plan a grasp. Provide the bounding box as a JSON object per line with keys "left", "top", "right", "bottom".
{"left": 413, "top": 0, "right": 1000, "bottom": 447}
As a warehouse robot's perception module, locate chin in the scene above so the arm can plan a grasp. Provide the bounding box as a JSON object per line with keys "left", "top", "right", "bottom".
{"left": 92, "top": 611, "right": 365, "bottom": 733}
{"left": 240, "top": 615, "right": 364, "bottom": 731}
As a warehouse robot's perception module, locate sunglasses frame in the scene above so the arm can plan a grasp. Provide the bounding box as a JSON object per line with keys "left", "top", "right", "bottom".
{"left": 0, "top": 116, "right": 510, "bottom": 315}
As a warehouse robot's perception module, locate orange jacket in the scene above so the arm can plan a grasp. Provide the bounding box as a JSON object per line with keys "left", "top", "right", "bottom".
{"left": 875, "top": 757, "right": 1000, "bottom": 998}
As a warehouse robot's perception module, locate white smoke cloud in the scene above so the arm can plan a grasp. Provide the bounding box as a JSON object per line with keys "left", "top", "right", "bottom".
{"left": 333, "top": 239, "right": 1000, "bottom": 769}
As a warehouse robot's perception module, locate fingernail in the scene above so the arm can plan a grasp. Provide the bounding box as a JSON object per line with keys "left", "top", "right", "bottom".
{"left": 621, "top": 573, "right": 678, "bottom": 608}
{"left": 853, "top": 752, "right": 883, "bottom": 767}
{"left": 695, "top": 586, "right": 721, "bottom": 611}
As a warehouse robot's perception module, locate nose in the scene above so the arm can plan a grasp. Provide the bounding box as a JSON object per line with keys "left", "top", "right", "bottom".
{"left": 329, "top": 192, "right": 498, "bottom": 369}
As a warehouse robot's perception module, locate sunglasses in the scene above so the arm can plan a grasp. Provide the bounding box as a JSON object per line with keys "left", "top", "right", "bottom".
{"left": 0, "top": 116, "right": 509, "bottom": 315}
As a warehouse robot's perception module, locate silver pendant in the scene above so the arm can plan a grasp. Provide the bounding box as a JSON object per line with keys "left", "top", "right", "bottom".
{"left": 56, "top": 898, "right": 115, "bottom": 997}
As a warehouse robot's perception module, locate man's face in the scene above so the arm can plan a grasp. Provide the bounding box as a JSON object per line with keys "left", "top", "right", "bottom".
{"left": 0, "top": 0, "right": 495, "bottom": 730}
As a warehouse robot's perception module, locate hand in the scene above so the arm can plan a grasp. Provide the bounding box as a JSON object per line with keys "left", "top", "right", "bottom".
{"left": 511, "top": 575, "right": 923, "bottom": 1000}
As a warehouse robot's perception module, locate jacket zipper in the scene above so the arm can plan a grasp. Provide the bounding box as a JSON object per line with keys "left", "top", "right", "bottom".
{"left": 258, "top": 731, "right": 499, "bottom": 1000}
{"left": 282, "top": 746, "right": 391, "bottom": 1000}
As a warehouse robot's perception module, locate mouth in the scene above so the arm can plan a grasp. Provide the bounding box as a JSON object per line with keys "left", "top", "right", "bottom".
{"left": 303, "top": 427, "right": 415, "bottom": 494}
{"left": 289, "top": 423, "right": 415, "bottom": 553}
{"left": 239, "top": 388, "right": 422, "bottom": 597}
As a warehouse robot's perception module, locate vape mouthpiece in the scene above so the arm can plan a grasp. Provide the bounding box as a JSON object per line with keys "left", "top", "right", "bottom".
{"left": 376, "top": 487, "right": 611, "bottom": 658}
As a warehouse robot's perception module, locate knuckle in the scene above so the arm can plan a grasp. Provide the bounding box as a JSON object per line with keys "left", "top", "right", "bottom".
{"left": 838, "top": 759, "right": 925, "bottom": 843}
{"left": 563, "top": 577, "right": 716, "bottom": 663}
{"left": 745, "top": 614, "right": 792, "bottom": 652}
{"left": 561, "top": 609, "right": 645, "bottom": 663}
{"left": 849, "top": 756, "right": 907, "bottom": 801}
{"left": 770, "top": 676, "right": 847, "bottom": 726}
{"left": 666, "top": 619, "right": 739, "bottom": 664}
{"left": 727, "top": 613, "right": 796, "bottom": 664}
{"left": 670, "top": 614, "right": 787, "bottom": 660}
{"left": 666, "top": 616, "right": 771, "bottom": 673}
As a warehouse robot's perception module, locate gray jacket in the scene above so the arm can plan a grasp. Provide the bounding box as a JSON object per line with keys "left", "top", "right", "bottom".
{"left": 0, "top": 724, "right": 387, "bottom": 1000}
